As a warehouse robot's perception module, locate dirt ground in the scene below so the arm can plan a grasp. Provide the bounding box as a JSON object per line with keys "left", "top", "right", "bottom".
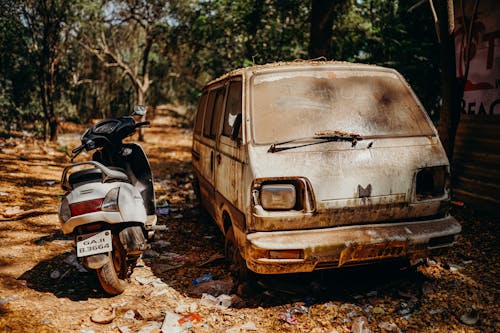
{"left": 0, "top": 113, "right": 498, "bottom": 333}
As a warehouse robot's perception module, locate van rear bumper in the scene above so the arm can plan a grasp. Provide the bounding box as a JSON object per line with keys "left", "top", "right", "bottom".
{"left": 245, "top": 215, "right": 461, "bottom": 274}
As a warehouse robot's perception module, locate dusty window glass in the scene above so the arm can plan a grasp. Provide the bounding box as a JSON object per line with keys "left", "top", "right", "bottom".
{"left": 251, "top": 69, "right": 434, "bottom": 144}
{"left": 194, "top": 92, "right": 207, "bottom": 135}
{"left": 222, "top": 81, "right": 242, "bottom": 138}
{"left": 203, "top": 90, "right": 216, "bottom": 138}
{"left": 210, "top": 88, "right": 226, "bottom": 138}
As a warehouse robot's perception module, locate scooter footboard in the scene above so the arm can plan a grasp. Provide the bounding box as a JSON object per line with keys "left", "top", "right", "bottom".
{"left": 119, "top": 226, "right": 147, "bottom": 255}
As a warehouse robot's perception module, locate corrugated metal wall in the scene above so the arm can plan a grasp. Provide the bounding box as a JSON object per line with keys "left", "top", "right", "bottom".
{"left": 452, "top": 115, "right": 500, "bottom": 214}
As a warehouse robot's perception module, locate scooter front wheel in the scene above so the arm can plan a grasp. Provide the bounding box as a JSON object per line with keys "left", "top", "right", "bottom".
{"left": 96, "top": 235, "right": 127, "bottom": 295}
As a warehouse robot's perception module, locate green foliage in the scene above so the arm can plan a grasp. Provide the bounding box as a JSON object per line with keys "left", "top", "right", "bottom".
{"left": 0, "top": 0, "right": 443, "bottom": 133}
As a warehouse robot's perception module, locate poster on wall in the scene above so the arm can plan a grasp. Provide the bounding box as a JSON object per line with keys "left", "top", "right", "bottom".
{"left": 455, "top": 0, "right": 500, "bottom": 115}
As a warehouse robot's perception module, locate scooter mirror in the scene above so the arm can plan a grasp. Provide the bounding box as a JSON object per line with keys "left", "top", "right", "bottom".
{"left": 132, "top": 105, "right": 147, "bottom": 116}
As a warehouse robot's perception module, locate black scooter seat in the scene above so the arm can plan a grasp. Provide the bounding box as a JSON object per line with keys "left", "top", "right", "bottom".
{"left": 69, "top": 167, "right": 128, "bottom": 188}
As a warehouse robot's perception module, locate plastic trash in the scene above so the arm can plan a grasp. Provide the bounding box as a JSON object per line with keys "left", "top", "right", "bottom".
{"left": 278, "top": 312, "right": 297, "bottom": 325}
{"left": 351, "top": 316, "right": 371, "bottom": 333}
{"left": 193, "top": 273, "right": 213, "bottom": 285}
{"left": 178, "top": 313, "right": 202, "bottom": 325}
{"left": 161, "top": 311, "right": 183, "bottom": 333}
{"left": 200, "top": 293, "right": 232, "bottom": 309}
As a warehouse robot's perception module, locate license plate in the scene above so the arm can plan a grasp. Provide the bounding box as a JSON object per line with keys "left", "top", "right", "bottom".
{"left": 76, "top": 230, "right": 112, "bottom": 257}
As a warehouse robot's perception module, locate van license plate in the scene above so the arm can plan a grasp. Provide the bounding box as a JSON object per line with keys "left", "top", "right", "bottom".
{"left": 76, "top": 230, "right": 112, "bottom": 257}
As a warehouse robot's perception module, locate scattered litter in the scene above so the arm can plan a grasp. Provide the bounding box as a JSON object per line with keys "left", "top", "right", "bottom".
{"left": 122, "top": 310, "right": 136, "bottom": 319}
{"left": 200, "top": 293, "right": 233, "bottom": 309}
{"left": 278, "top": 311, "right": 297, "bottom": 325}
{"left": 366, "top": 290, "right": 377, "bottom": 297}
{"left": 451, "top": 200, "right": 464, "bottom": 207}
{"left": 351, "top": 316, "right": 371, "bottom": 333}
{"left": 191, "top": 278, "right": 234, "bottom": 297}
{"left": 178, "top": 313, "right": 202, "bottom": 325}
{"left": 0, "top": 297, "right": 10, "bottom": 306}
{"left": 449, "top": 264, "right": 464, "bottom": 271}
{"left": 378, "top": 321, "right": 401, "bottom": 332}
{"left": 226, "top": 321, "right": 258, "bottom": 333}
{"left": 0, "top": 192, "right": 8, "bottom": 196}
{"left": 42, "top": 180, "right": 57, "bottom": 186}
{"left": 137, "top": 321, "right": 162, "bottom": 333}
{"left": 150, "top": 289, "right": 169, "bottom": 297}
{"left": 90, "top": 306, "right": 116, "bottom": 324}
{"left": 460, "top": 309, "right": 479, "bottom": 325}
{"left": 157, "top": 207, "right": 170, "bottom": 216}
{"left": 193, "top": 273, "right": 213, "bottom": 285}
{"left": 161, "top": 311, "right": 183, "bottom": 333}
{"left": 462, "top": 260, "right": 473, "bottom": 264}
{"left": 175, "top": 301, "right": 199, "bottom": 314}
{"left": 135, "top": 275, "right": 154, "bottom": 285}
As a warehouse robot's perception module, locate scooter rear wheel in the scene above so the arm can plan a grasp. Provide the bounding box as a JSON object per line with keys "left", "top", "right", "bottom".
{"left": 96, "top": 235, "right": 127, "bottom": 295}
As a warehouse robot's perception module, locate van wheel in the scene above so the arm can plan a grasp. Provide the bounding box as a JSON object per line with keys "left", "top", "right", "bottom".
{"left": 96, "top": 236, "right": 127, "bottom": 295}
{"left": 224, "top": 226, "right": 249, "bottom": 281}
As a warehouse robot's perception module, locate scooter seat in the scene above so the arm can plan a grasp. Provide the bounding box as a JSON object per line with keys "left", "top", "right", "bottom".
{"left": 69, "top": 167, "right": 128, "bottom": 188}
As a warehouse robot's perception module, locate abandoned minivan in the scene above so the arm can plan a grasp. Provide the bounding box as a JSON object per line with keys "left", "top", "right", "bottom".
{"left": 191, "top": 61, "right": 461, "bottom": 275}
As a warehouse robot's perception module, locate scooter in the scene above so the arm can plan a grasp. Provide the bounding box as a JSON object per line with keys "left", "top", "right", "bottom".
{"left": 58, "top": 105, "right": 157, "bottom": 295}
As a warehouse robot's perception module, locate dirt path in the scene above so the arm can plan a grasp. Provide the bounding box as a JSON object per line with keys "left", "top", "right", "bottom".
{"left": 0, "top": 114, "right": 498, "bottom": 333}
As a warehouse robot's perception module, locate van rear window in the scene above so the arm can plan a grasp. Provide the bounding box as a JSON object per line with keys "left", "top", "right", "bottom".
{"left": 251, "top": 69, "right": 434, "bottom": 144}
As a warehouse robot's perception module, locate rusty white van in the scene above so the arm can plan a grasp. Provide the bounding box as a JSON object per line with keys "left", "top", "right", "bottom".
{"left": 191, "top": 61, "right": 461, "bottom": 275}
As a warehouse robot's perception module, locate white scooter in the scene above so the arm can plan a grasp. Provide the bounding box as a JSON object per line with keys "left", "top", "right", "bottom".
{"left": 58, "top": 106, "right": 157, "bottom": 295}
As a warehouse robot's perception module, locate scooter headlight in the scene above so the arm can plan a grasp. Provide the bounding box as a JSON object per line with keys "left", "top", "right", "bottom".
{"left": 102, "top": 187, "right": 120, "bottom": 211}
{"left": 59, "top": 197, "right": 71, "bottom": 223}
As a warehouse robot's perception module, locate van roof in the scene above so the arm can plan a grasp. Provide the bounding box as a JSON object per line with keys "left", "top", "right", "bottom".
{"left": 205, "top": 60, "right": 389, "bottom": 87}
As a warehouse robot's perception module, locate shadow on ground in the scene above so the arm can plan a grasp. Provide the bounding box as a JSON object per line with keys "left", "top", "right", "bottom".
{"left": 18, "top": 252, "right": 109, "bottom": 301}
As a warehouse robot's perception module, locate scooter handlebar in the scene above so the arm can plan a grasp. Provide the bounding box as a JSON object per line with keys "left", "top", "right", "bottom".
{"left": 72, "top": 144, "right": 85, "bottom": 155}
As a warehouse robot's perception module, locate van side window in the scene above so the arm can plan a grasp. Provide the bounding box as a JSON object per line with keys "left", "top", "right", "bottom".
{"left": 210, "top": 88, "right": 226, "bottom": 138}
{"left": 222, "top": 81, "right": 242, "bottom": 138}
{"left": 194, "top": 92, "right": 207, "bottom": 135}
{"left": 203, "top": 90, "right": 217, "bottom": 138}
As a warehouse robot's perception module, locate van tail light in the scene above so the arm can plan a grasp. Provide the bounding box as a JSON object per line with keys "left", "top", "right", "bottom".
{"left": 415, "top": 166, "right": 448, "bottom": 201}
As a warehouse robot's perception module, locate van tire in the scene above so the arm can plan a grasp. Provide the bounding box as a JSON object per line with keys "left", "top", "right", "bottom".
{"left": 96, "top": 236, "right": 127, "bottom": 295}
{"left": 224, "top": 226, "right": 249, "bottom": 281}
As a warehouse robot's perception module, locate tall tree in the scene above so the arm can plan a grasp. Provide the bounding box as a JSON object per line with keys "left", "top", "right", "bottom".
{"left": 19, "top": 0, "right": 75, "bottom": 141}
{"left": 309, "top": 0, "right": 352, "bottom": 59}
{"left": 80, "top": 0, "right": 169, "bottom": 140}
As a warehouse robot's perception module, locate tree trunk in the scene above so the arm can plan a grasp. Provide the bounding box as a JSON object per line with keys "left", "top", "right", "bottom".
{"left": 137, "top": 88, "right": 145, "bottom": 142}
{"left": 309, "top": 0, "right": 337, "bottom": 59}
{"left": 437, "top": 0, "right": 460, "bottom": 162}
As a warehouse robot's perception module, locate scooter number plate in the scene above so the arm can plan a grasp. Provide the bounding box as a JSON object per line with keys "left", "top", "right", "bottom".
{"left": 76, "top": 230, "right": 112, "bottom": 257}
